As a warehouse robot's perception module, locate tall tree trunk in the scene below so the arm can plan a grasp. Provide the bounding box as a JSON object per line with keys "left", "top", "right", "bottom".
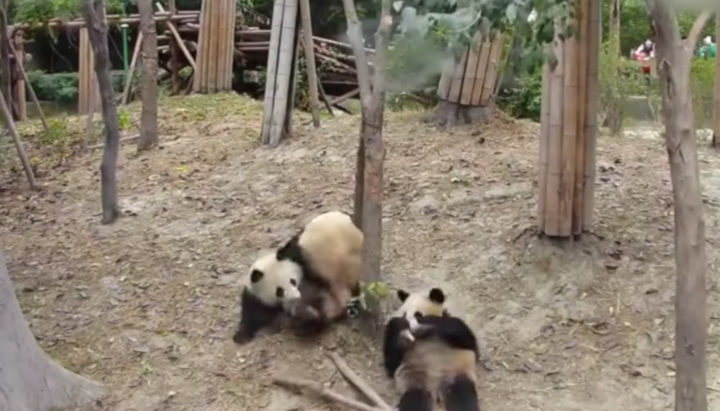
{"left": 646, "top": 3, "right": 710, "bottom": 411}
{"left": 137, "top": 0, "right": 159, "bottom": 152}
{"left": 713, "top": 13, "right": 720, "bottom": 147}
{"left": 0, "top": 250, "right": 103, "bottom": 411}
{"left": 82, "top": 0, "right": 121, "bottom": 225}
{"left": 609, "top": 0, "right": 623, "bottom": 56}
{"left": 0, "top": 0, "right": 12, "bottom": 121}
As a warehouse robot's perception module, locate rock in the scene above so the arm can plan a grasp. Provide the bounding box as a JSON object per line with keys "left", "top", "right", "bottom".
{"left": 483, "top": 182, "right": 532, "bottom": 201}
{"left": 409, "top": 194, "right": 440, "bottom": 215}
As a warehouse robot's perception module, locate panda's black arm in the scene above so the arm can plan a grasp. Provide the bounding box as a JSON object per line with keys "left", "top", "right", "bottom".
{"left": 233, "top": 289, "right": 283, "bottom": 344}
{"left": 383, "top": 317, "right": 411, "bottom": 377}
{"left": 277, "top": 235, "right": 333, "bottom": 290}
{"left": 414, "top": 316, "right": 479, "bottom": 357}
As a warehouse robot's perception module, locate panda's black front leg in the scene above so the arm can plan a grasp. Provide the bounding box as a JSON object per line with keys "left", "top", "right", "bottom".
{"left": 233, "top": 289, "right": 283, "bottom": 345}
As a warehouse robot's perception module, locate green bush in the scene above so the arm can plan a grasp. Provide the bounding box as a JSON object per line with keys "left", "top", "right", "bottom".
{"left": 690, "top": 58, "right": 715, "bottom": 128}
{"left": 496, "top": 68, "right": 543, "bottom": 121}
{"left": 25, "top": 70, "right": 126, "bottom": 103}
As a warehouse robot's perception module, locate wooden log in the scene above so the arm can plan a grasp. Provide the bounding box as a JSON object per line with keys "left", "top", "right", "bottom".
{"left": 223, "top": 0, "right": 237, "bottom": 90}
{"left": 330, "top": 87, "right": 359, "bottom": 105}
{"left": 78, "top": 27, "right": 91, "bottom": 114}
{"left": 582, "top": 0, "right": 601, "bottom": 231}
{"left": 269, "top": 0, "right": 299, "bottom": 145}
{"left": 193, "top": 0, "right": 209, "bottom": 92}
{"left": 169, "top": 0, "right": 180, "bottom": 94}
{"left": 447, "top": 48, "right": 468, "bottom": 104}
{"left": 470, "top": 38, "right": 492, "bottom": 106}
{"left": 538, "top": 50, "right": 552, "bottom": 232}
{"left": 544, "top": 20, "right": 565, "bottom": 236}
{"left": 480, "top": 34, "right": 503, "bottom": 106}
{"left": 298, "top": 0, "right": 320, "bottom": 127}
{"left": 206, "top": 0, "right": 220, "bottom": 92}
{"left": 10, "top": 12, "right": 197, "bottom": 32}
{"left": 122, "top": 32, "right": 143, "bottom": 105}
{"left": 459, "top": 32, "right": 482, "bottom": 106}
{"left": 572, "top": 0, "right": 590, "bottom": 235}
{"left": 7, "top": 34, "right": 47, "bottom": 132}
{"left": 12, "top": 31, "right": 25, "bottom": 121}
{"left": 559, "top": 23, "right": 579, "bottom": 237}
{"left": 260, "top": 0, "right": 287, "bottom": 143}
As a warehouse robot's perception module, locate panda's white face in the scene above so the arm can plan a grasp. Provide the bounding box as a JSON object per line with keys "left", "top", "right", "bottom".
{"left": 247, "top": 252, "right": 302, "bottom": 306}
{"left": 388, "top": 288, "right": 447, "bottom": 328}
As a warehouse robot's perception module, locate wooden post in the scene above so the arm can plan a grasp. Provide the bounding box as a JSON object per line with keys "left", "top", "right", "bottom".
{"left": 122, "top": 32, "right": 143, "bottom": 105}
{"left": 713, "top": 10, "right": 720, "bottom": 147}
{"left": 298, "top": 0, "right": 320, "bottom": 127}
{"left": 537, "top": 0, "right": 600, "bottom": 237}
{"left": 169, "top": 0, "right": 180, "bottom": 94}
{"left": 7, "top": 35, "right": 48, "bottom": 132}
{"left": 78, "top": 27, "right": 96, "bottom": 115}
{"left": 268, "top": 0, "right": 299, "bottom": 145}
{"left": 192, "top": 0, "right": 235, "bottom": 93}
{"left": 12, "top": 31, "right": 26, "bottom": 121}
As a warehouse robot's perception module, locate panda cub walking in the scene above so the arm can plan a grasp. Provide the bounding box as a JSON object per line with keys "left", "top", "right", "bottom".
{"left": 383, "top": 287, "right": 480, "bottom": 411}
{"left": 233, "top": 211, "right": 363, "bottom": 344}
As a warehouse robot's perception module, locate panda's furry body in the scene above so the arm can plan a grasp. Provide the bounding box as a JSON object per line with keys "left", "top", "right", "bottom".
{"left": 383, "top": 288, "right": 480, "bottom": 411}
{"left": 233, "top": 211, "right": 363, "bottom": 343}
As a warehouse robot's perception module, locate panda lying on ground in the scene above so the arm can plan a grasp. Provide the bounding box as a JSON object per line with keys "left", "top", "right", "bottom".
{"left": 233, "top": 211, "right": 363, "bottom": 344}
{"left": 383, "top": 287, "right": 480, "bottom": 411}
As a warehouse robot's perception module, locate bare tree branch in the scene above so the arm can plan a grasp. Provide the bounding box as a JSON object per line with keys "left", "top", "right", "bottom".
{"left": 328, "top": 353, "right": 393, "bottom": 411}
{"left": 341, "top": 0, "right": 372, "bottom": 107}
{"left": 370, "top": 1, "right": 392, "bottom": 101}
{"left": 686, "top": 10, "right": 714, "bottom": 49}
{"left": 273, "top": 377, "right": 385, "bottom": 411}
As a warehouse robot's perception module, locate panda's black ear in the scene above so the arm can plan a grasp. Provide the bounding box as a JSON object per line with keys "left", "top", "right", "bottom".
{"left": 397, "top": 289, "right": 409, "bottom": 302}
{"left": 428, "top": 288, "right": 445, "bottom": 304}
{"left": 250, "top": 269, "right": 264, "bottom": 283}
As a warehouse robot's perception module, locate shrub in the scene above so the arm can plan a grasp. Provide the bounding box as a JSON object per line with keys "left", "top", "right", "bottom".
{"left": 496, "top": 68, "right": 543, "bottom": 121}
{"left": 25, "top": 70, "right": 126, "bottom": 103}
{"left": 689, "top": 57, "right": 715, "bottom": 128}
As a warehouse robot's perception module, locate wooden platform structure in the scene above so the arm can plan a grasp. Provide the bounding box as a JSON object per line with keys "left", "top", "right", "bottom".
{"left": 537, "top": 0, "right": 601, "bottom": 238}
{"left": 437, "top": 32, "right": 504, "bottom": 106}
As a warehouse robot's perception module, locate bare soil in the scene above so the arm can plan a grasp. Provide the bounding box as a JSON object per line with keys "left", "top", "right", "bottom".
{"left": 1, "top": 93, "right": 719, "bottom": 411}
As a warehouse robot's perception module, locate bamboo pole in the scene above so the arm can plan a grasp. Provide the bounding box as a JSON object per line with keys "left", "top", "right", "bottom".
{"left": 544, "top": 21, "right": 565, "bottom": 236}
{"left": 299, "top": 0, "right": 320, "bottom": 127}
{"left": 284, "top": 21, "right": 301, "bottom": 137}
{"left": 460, "top": 32, "right": 482, "bottom": 106}
{"left": 193, "top": 0, "right": 210, "bottom": 92}
{"left": 480, "top": 34, "right": 504, "bottom": 105}
{"left": 169, "top": 0, "right": 180, "bottom": 94}
{"left": 538, "top": 50, "right": 552, "bottom": 232}
{"left": 7, "top": 35, "right": 47, "bottom": 132}
{"left": 714, "top": 8, "right": 720, "bottom": 146}
{"left": 12, "top": 31, "right": 25, "bottom": 121}
{"left": 582, "top": 0, "right": 601, "bottom": 231}
{"left": 269, "top": 0, "right": 299, "bottom": 145}
{"left": 224, "top": 0, "right": 237, "bottom": 90}
{"left": 207, "top": 0, "right": 220, "bottom": 92}
{"left": 572, "top": 0, "right": 590, "bottom": 235}
{"left": 78, "top": 27, "right": 91, "bottom": 114}
{"left": 0, "top": 85, "right": 35, "bottom": 190}
{"left": 122, "top": 32, "right": 143, "bottom": 105}
{"left": 559, "top": 20, "right": 579, "bottom": 237}
{"left": 260, "top": 0, "right": 286, "bottom": 143}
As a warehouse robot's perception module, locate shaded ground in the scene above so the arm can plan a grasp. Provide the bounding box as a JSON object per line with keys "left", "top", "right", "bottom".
{"left": 1, "top": 93, "right": 719, "bottom": 411}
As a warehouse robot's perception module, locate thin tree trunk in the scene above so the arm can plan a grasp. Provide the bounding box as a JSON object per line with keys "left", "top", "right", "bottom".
{"left": 82, "top": 0, "right": 121, "bottom": 225}
{"left": 0, "top": 250, "right": 103, "bottom": 411}
{"left": 0, "top": 0, "right": 12, "bottom": 122}
{"left": 646, "top": 3, "right": 710, "bottom": 411}
{"left": 353, "top": 132, "right": 365, "bottom": 229}
{"left": 609, "top": 0, "right": 622, "bottom": 56}
{"left": 137, "top": 0, "right": 159, "bottom": 152}
{"left": 713, "top": 13, "right": 720, "bottom": 147}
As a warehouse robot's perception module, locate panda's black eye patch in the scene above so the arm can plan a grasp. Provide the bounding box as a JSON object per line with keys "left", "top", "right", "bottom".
{"left": 276, "top": 287, "right": 285, "bottom": 298}
{"left": 414, "top": 312, "right": 424, "bottom": 320}
{"left": 290, "top": 279, "right": 297, "bottom": 286}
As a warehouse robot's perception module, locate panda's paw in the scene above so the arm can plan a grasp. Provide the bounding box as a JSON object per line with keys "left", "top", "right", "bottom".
{"left": 232, "top": 329, "right": 254, "bottom": 345}
{"left": 411, "top": 324, "right": 435, "bottom": 339}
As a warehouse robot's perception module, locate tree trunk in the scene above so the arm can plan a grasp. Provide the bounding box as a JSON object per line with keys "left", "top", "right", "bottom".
{"left": 0, "top": 0, "right": 12, "bottom": 121}
{"left": 353, "top": 130, "right": 365, "bottom": 229}
{"left": 137, "top": 0, "right": 159, "bottom": 152}
{"left": 421, "top": 100, "right": 494, "bottom": 129}
{"left": 609, "top": 0, "right": 622, "bottom": 56}
{"left": 713, "top": 13, "right": 720, "bottom": 147}
{"left": 82, "top": 0, "right": 121, "bottom": 225}
{"left": 646, "top": 4, "right": 710, "bottom": 411}
{"left": 0, "top": 250, "right": 104, "bottom": 411}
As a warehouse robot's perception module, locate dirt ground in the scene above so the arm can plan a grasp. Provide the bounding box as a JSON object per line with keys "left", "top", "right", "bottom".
{"left": 1, "top": 93, "right": 719, "bottom": 411}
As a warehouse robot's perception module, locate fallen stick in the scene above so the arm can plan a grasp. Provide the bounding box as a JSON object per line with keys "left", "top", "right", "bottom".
{"left": 328, "top": 353, "right": 394, "bottom": 411}
{"left": 87, "top": 134, "right": 140, "bottom": 149}
{"left": 273, "top": 377, "right": 384, "bottom": 411}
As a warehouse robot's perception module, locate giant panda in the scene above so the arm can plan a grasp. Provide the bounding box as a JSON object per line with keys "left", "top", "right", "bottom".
{"left": 275, "top": 210, "right": 364, "bottom": 331}
{"left": 233, "top": 210, "right": 363, "bottom": 343}
{"left": 232, "top": 250, "right": 303, "bottom": 344}
{"left": 383, "top": 287, "right": 480, "bottom": 411}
